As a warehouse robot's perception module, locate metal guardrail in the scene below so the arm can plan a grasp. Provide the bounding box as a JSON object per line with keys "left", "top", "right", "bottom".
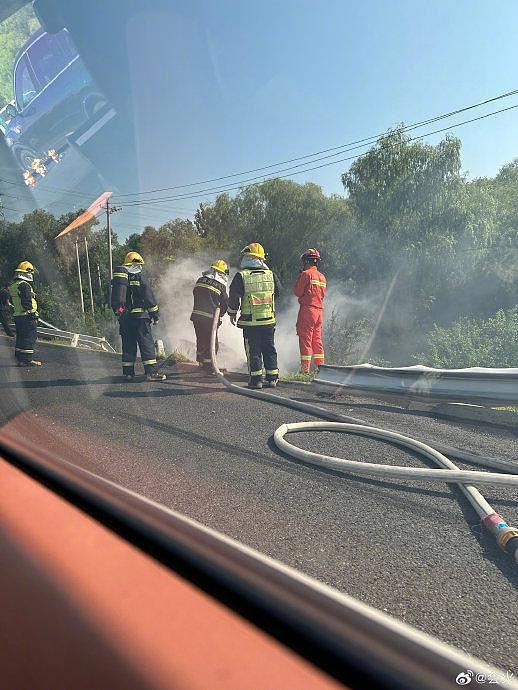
{"left": 37, "top": 318, "right": 117, "bottom": 353}
{"left": 313, "top": 364, "right": 518, "bottom": 407}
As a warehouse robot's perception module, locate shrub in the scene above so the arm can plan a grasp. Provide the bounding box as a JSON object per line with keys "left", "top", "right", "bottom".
{"left": 416, "top": 308, "right": 518, "bottom": 368}
{"left": 323, "top": 307, "right": 373, "bottom": 365}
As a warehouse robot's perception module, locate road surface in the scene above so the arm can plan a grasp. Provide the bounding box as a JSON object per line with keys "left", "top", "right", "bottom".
{"left": 1, "top": 336, "right": 517, "bottom": 672}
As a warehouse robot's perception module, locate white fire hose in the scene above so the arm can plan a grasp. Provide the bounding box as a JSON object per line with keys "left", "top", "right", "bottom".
{"left": 210, "top": 309, "right": 518, "bottom": 564}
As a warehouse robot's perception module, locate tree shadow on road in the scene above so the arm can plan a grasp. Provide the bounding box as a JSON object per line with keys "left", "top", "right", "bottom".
{"left": 104, "top": 386, "right": 224, "bottom": 398}
{"left": 119, "top": 412, "right": 455, "bottom": 506}
{"left": 2, "top": 376, "right": 136, "bottom": 389}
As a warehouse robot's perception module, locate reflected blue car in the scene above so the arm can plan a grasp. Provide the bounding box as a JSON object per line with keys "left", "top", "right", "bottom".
{"left": 4, "top": 27, "right": 106, "bottom": 172}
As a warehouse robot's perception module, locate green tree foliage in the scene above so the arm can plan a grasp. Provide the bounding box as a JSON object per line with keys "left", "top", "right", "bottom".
{"left": 194, "top": 193, "right": 235, "bottom": 248}
{"left": 194, "top": 182, "right": 355, "bottom": 292}
{"left": 0, "top": 129, "right": 516, "bottom": 367}
{"left": 0, "top": 5, "right": 39, "bottom": 105}
{"left": 339, "top": 129, "right": 511, "bottom": 361}
{"left": 416, "top": 308, "right": 518, "bottom": 368}
{"left": 140, "top": 219, "right": 202, "bottom": 269}
{"left": 0, "top": 209, "right": 120, "bottom": 337}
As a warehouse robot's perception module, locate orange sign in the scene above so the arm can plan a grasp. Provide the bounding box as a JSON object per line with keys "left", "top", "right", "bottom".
{"left": 55, "top": 191, "right": 112, "bottom": 239}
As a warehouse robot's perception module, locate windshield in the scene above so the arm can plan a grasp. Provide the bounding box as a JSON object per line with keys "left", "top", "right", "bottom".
{"left": 0, "top": 1, "right": 517, "bottom": 683}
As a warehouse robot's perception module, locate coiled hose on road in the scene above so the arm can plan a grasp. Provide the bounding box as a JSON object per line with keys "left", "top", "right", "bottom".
{"left": 209, "top": 309, "right": 518, "bottom": 565}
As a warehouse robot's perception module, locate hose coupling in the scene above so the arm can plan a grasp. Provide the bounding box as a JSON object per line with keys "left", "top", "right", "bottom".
{"left": 498, "top": 527, "right": 518, "bottom": 550}
{"left": 482, "top": 512, "right": 507, "bottom": 535}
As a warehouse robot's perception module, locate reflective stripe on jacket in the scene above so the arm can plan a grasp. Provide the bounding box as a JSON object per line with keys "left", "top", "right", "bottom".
{"left": 110, "top": 266, "right": 159, "bottom": 318}
{"left": 293, "top": 265, "right": 327, "bottom": 309}
{"left": 190, "top": 275, "right": 228, "bottom": 321}
{"left": 8, "top": 279, "right": 38, "bottom": 317}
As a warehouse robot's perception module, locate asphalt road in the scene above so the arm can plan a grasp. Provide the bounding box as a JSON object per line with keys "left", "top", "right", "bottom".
{"left": 1, "top": 336, "right": 517, "bottom": 672}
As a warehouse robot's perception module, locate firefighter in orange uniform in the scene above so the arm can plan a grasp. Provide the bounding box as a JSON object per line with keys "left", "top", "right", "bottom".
{"left": 293, "top": 248, "right": 327, "bottom": 372}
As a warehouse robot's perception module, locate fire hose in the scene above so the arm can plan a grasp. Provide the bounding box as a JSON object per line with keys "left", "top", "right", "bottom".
{"left": 210, "top": 308, "right": 518, "bottom": 565}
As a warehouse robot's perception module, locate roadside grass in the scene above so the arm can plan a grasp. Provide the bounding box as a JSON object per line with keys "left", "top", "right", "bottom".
{"left": 168, "top": 349, "right": 191, "bottom": 363}
{"left": 281, "top": 371, "right": 316, "bottom": 383}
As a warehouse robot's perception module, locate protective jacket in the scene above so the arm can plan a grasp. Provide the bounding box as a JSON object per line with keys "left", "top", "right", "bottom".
{"left": 111, "top": 266, "right": 159, "bottom": 318}
{"left": 293, "top": 265, "right": 326, "bottom": 372}
{"left": 293, "top": 265, "right": 326, "bottom": 308}
{"left": 228, "top": 265, "right": 280, "bottom": 328}
{"left": 8, "top": 276, "right": 39, "bottom": 363}
{"left": 190, "top": 270, "right": 228, "bottom": 322}
{"left": 8, "top": 278, "right": 39, "bottom": 317}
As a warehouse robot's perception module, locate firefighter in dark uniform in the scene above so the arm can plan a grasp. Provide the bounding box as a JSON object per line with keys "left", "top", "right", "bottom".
{"left": 228, "top": 243, "right": 280, "bottom": 389}
{"left": 8, "top": 261, "right": 42, "bottom": 366}
{"left": 110, "top": 251, "right": 165, "bottom": 381}
{"left": 0, "top": 285, "right": 15, "bottom": 337}
{"left": 190, "top": 259, "right": 229, "bottom": 372}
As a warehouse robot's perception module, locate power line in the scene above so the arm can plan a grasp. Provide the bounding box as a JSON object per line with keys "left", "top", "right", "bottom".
{"left": 1, "top": 87, "right": 517, "bottom": 207}
{"left": 120, "top": 102, "right": 518, "bottom": 206}
{"left": 114, "top": 87, "right": 518, "bottom": 198}
{"left": 0, "top": 173, "right": 198, "bottom": 217}
{"left": 0, "top": 172, "right": 109, "bottom": 202}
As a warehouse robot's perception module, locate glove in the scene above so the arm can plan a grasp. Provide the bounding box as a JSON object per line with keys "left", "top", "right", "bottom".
{"left": 229, "top": 314, "right": 237, "bottom": 326}
{"left": 151, "top": 315, "right": 160, "bottom": 325}
{"left": 116, "top": 306, "right": 125, "bottom": 314}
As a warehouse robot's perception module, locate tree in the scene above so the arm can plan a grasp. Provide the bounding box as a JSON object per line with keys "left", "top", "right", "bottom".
{"left": 232, "top": 178, "right": 351, "bottom": 287}
{"left": 140, "top": 219, "right": 202, "bottom": 268}
{"left": 194, "top": 193, "right": 235, "bottom": 248}
{"left": 339, "top": 129, "right": 503, "bottom": 360}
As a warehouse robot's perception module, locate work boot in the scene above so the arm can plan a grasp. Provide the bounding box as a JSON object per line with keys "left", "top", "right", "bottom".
{"left": 17, "top": 359, "right": 42, "bottom": 367}
{"left": 123, "top": 373, "right": 136, "bottom": 380}
{"left": 146, "top": 372, "right": 166, "bottom": 382}
{"left": 247, "top": 380, "right": 263, "bottom": 390}
{"left": 264, "top": 379, "right": 278, "bottom": 388}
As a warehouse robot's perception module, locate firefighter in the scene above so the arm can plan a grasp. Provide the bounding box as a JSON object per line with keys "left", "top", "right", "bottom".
{"left": 190, "top": 259, "right": 229, "bottom": 372}
{"left": 8, "top": 261, "right": 41, "bottom": 366}
{"left": 228, "top": 243, "right": 280, "bottom": 389}
{"left": 0, "top": 285, "right": 14, "bottom": 337}
{"left": 293, "top": 248, "right": 327, "bottom": 372}
{"left": 111, "top": 251, "right": 165, "bottom": 381}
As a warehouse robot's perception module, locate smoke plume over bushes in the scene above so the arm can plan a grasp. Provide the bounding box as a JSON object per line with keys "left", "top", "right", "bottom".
{"left": 156, "top": 255, "right": 385, "bottom": 373}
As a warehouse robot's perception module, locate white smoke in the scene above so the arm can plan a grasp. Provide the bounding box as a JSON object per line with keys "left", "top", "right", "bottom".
{"left": 157, "top": 256, "right": 366, "bottom": 374}
{"left": 157, "top": 256, "right": 247, "bottom": 372}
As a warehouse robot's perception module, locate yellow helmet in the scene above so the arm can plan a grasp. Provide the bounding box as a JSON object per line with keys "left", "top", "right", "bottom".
{"left": 211, "top": 259, "right": 229, "bottom": 275}
{"left": 124, "top": 251, "right": 144, "bottom": 265}
{"left": 17, "top": 260, "right": 36, "bottom": 273}
{"left": 241, "top": 242, "right": 265, "bottom": 260}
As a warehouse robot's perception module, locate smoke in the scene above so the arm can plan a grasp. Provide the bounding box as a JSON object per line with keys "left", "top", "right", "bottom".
{"left": 156, "top": 255, "right": 378, "bottom": 373}
{"left": 157, "top": 255, "right": 246, "bottom": 372}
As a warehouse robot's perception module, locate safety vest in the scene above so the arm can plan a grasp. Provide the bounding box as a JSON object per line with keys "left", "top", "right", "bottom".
{"left": 8, "top": 279, "right": 38, "bottom": 317}
{"left": 238, "top": 268, "right": 275, "bottom": 327}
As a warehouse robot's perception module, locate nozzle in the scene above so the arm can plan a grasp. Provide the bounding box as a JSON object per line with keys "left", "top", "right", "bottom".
{"left": 498, "top": 529, "right": 518, "bottom": 564}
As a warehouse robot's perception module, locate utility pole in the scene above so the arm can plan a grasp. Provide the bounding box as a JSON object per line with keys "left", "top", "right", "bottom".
{"left": 84, "top": 236, "right": 95, "bottom": 316}
{"left": 74, "top": 239, "right": 85, "bottom": 314}
{"left": 97, "top": 263, "right": 103, "bottom": 298}
{"left": 105, "top": 199, "right": 122, "bottom": 280}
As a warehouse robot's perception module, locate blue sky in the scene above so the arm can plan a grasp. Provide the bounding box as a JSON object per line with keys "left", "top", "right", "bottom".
{"left": 6, "top": 1, "right": 518, "bottom": 235}
{"left": 113, "top": 0, "right": 518, "bottom": 231}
